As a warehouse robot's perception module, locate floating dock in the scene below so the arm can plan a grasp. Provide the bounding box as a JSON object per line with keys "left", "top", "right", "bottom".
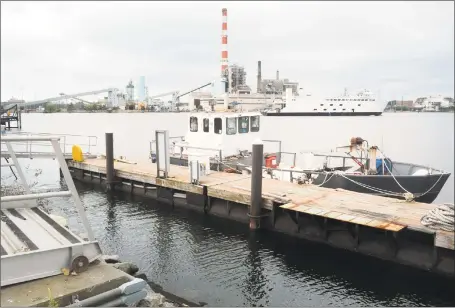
{"left": 1, "top": 104, "right": 22, "bottom": 130}
{"left": 66, "top": 156, "right": 455, "bottom": 278}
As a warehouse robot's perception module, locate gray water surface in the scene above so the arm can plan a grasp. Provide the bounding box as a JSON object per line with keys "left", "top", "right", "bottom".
{"left": 5, "top": 112, "right": 454, "bottom": 306}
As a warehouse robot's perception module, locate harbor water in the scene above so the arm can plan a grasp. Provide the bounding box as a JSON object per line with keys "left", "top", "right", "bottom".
{"left": 3, "top": 112, "right": 454, "bottom": 306}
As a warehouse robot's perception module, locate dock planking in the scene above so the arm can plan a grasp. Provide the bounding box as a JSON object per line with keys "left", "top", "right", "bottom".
{"left": 67, "top": 158, "right": 454, "bottom": 251}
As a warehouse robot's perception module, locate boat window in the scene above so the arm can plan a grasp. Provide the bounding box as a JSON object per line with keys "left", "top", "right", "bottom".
{"left": 320, "top": 104, "right": 324, "bottom": 106}
{"left": 323, "top": 108, "right": 327, "bottom": 111}
{"left": 190, "top": 117, "right": 198, "bottom": 132}
{"left": 358, "top": 104, "right": 361, "bottom": 106}
{"left": 313, "top": 108, "right": 317, "bottom": 111}
{"left": 342, "top": 99, "right": 345, "bottom": 101}
{"left": 329, "top": 104, "right": 333, "bottom": 106}
{"left": 203, "top": 118, "right": 209, "bottom": 133}
{"left": 214, "top": 117, "right": 222, "bottom": 134}
{"left": 342, "top": 108, "right": 346, "bottom": 111}
{"left": 226, "top": 117, "right": 236, "bottom": 135}
{"left": 339, "top": 104, "right": 343, "bottom": 106}
{"left": 238, "top": 116, "right": 249, "bottom": 134}
{"left": 333, "top": 109, "right": 336, "bottom": 111}
{"left": 250, "top": 115, "right": 260, "bottom": 132}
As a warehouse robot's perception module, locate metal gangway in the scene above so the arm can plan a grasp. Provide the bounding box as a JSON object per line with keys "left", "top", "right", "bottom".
{"left": 1, "top": 135, "right": 102, "bottom": 286}
{"left": 1, "top": 131, "right": 98, "bottom": 160}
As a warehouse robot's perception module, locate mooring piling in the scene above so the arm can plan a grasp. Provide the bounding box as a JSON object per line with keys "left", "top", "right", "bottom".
{"left": 106, "top": 132, "right": 115, "bottom": 191}
{"left": 249, "top": 140, "right": 264, "bottom": 230}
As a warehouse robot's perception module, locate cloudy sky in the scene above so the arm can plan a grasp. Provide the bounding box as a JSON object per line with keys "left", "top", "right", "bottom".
{"left": 1, "top": 1, "right": 454, "bottom": 102}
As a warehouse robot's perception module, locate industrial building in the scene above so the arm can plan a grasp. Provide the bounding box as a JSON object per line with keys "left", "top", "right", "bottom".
{"left": 256, "top": 61, "right": 300, "bottom": 96}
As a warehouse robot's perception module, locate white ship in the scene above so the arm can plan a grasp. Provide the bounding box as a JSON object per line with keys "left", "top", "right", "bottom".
{"left": 263, "top": 88, "right": 387, "bottom": 116}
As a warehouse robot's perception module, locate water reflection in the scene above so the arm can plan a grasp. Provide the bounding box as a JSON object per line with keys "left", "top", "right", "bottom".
{"left": 242, "top": 233, "right": 270, "bottom": 307}
{"left": 105, "top": 192, "right": 118, "bottom": 240}
{"left": 44, "top": 182, "right": 455, "bottom": 307}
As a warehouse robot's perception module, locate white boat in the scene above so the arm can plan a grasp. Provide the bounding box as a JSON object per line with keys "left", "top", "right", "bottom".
{"left": 263, "top": 88, "right": 387, "bottom": 116}
{"left": 149, "top": 110, "right": 450, "bottom": 203}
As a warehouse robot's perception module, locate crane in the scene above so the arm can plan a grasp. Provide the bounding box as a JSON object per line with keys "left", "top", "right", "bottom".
{"left": 145, "top": 82, "right": 213, "bottom": 111}
{"left": 148, "top": 91, "right": 179, "bottom": 100}
{"left": 175, "top": 82, "right": 212, "bottom": 100}
{"left": 172, "top": 82, "right": 213, "bottom": 110}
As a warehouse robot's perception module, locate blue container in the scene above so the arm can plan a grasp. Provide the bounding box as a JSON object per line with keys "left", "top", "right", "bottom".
{"left": 376, "top": 158, "right": 393, "bottom": 175}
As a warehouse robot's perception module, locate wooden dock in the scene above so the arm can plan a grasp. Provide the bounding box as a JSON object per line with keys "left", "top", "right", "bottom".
{"left": 67, "top": 157, "right": 454, "bottom": 277}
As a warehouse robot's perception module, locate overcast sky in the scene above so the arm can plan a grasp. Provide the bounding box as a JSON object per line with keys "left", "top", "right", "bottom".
{"left": 1, "top": 1, "right": 454, "bottom": 102}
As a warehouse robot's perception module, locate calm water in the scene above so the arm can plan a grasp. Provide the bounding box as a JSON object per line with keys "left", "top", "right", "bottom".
{"left": 4, "top": 112, "right": 455, "bottom": 306}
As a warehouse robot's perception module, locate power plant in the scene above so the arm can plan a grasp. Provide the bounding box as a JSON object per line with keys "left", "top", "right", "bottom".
{"left": 7, "top": 7, "right": 300, "bottom": 113}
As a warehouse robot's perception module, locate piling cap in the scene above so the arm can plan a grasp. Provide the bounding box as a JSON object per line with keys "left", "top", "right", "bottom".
{"left": 253, "top": 138, "right": 263, "bottom": 145}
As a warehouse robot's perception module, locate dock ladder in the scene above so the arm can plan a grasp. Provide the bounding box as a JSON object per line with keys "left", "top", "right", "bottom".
{"left": 1, "top": 135, "right": 102, "bottom": 286}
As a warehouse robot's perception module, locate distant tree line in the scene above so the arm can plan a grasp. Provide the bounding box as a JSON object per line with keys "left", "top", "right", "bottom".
{"left": 43, "top": 102, "right": 119, "bottom": 113}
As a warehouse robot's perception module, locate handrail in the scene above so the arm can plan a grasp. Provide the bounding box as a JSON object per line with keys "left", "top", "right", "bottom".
{"left": 262, "top": 139, "right": 282, "bottom": 164}
{"left": 2, "top": 132, "right": 97, "bottom": 156}
{"left": 1, "top": 136, "right": 61, "bottom": 142}
{"left": 1, "top": 191, "right": 72, "bottom": 202}
{"left": 1, "top": 136, "right": 95, "bottom": 241}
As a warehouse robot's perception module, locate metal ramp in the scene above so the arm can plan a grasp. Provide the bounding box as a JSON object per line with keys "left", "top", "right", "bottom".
{"left": 1, "top": 136, "right": 102, "bottom": 287}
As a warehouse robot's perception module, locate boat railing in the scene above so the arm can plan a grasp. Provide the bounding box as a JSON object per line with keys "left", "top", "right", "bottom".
{"left": 149, "top": 136, "right": 185, "bottom": 157}
{"left": 1, "top": 131, "right": 97, "bottom": 158}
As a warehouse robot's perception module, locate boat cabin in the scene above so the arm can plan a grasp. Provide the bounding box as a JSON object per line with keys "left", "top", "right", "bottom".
{"left": 177, "top": 111, "right": 262, "bottom": 158}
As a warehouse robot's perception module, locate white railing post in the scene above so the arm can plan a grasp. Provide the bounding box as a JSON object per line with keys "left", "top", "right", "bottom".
{"left": 50, "top": 139, "right": 95, "bottom": 241}
{"left": 5, "top": 141, "right": 32, "bottom": 194}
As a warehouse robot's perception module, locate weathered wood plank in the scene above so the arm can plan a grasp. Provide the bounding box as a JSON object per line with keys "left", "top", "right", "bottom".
{"left": 66, "top": 158, "right": 454, "bottom": 250}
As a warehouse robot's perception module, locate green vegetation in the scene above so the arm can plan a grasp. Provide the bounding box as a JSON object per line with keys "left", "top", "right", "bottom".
{"left": 394, "top": 105, "right": 410, "bottom": 111}
{"left": 47, "top": 288, "right": 59, "bottom": 307}
{"left": 44, "top": 103, "right": 61, "bottom": 113}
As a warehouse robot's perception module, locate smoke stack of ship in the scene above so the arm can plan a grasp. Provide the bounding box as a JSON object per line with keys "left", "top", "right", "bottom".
{"left": 221, "top": 8, "right": 229, "bottom": 93}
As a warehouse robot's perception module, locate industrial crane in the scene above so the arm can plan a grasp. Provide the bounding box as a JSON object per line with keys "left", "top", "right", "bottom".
{"left": 145, "top": 82, "right": 213, "bottom": 111}
{"left": 148, "top": 91, "right": 179, "bottom": 100}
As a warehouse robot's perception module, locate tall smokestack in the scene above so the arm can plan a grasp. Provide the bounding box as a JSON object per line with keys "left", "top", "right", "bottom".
{"left": 221, "top": 8, "right": 228, "bottom": 93}
{"left": 257, "top": 61, "right": 262, "bottom": 93}
{"left": 276, "top": 70, "right": 279, "bottom": 80}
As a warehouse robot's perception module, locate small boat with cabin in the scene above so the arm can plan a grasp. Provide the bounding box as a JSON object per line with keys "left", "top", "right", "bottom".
{"left": 149, "top": 111, "right": 450, "bottom": 203}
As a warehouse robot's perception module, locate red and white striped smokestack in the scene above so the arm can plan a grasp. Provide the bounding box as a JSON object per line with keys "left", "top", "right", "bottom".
{"left": 221, "top": 8, "right": 228, "bottom": 78}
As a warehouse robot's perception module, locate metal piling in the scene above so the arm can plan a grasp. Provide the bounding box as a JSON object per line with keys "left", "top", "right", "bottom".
{"left": 105, "top": 132, "right": 115, "bottom": 191}
{"left": 249, "top": 141, "right": 263, "bottom": 230}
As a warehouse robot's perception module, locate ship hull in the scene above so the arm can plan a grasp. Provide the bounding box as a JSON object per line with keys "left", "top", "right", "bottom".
{"left": 263, "top": 111, "right": 383, "bottom": 116}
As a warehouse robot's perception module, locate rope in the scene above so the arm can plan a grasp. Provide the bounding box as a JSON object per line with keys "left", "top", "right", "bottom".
{"left": 420, "top": 203, "right": 454, "bottom": 232}
{"left": 333, "top": 171, "right": 404, "bottom": 198}
{"left": 377, "top": 148, "right": 446, "bottom": 202}
{"left": 314, "top": 172, "right": 336, "bottom": 187}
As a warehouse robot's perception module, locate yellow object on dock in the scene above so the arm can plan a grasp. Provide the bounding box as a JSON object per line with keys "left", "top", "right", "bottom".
{"left": 72, "top": 145, "right": 84, "bottom": 162}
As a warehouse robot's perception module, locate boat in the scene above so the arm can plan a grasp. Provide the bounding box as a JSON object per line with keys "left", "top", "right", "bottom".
{"left": 267, "top": 137, "right": 451, "bottom": 204}
{"left": 262, "top": 88, "right": 387, "bottom": 116}
{"left": 149, "top": 111, "right": 450, "bottom": 203}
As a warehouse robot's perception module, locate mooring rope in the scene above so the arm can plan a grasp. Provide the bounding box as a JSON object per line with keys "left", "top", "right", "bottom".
{"left": 420, "top": 203, "right": 454, "bottom": 232}
{"left": 377, "top": 148, "right": 445, "bottom": 202}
